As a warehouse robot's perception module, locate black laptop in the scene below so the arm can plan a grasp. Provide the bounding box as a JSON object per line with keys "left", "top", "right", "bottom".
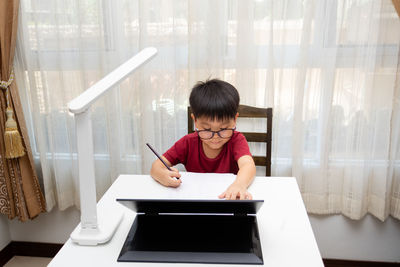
{"left": 116, "top": 199, "right": 264, "bottom": 265}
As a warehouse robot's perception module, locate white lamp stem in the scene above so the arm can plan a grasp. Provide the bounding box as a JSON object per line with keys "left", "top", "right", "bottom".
{"left": 75, "top": 109, "right": 98, "bottom": 230}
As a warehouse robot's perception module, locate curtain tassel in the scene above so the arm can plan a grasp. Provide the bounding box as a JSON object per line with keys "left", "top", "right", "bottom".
{"left": 4, "top": 107, "right": 25, "bottom": 159}
{"left": 1, "top": 69, "right": 25, "bottom": 158}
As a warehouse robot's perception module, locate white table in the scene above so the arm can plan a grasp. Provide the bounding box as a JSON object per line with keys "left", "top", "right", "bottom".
{"left": 48, "top": 172, "right": 323, "bottom": 266}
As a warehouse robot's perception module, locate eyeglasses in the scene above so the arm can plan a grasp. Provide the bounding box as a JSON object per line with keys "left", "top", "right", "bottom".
{"left": 195, "top": 127, "right": 236, "bottom": 140}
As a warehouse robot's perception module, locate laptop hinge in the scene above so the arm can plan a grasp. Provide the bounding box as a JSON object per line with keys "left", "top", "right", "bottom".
{"left": 137, "top": 211, "right": 159, "bottom": 216}
{"left": 234, "top": 212, "right": 247, "bottom": 216}
{"left": 144, "top": 211, "right": 159, "bottom": 216}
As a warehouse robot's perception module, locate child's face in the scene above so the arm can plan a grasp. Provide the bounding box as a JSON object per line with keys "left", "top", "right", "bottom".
{"left": 193, "top": 114, "right": 238, "bottom": 151}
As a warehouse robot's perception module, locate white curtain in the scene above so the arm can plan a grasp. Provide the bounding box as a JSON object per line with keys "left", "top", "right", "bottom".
{"left": 14, "top": 0, "right": 400, "bottom": 221}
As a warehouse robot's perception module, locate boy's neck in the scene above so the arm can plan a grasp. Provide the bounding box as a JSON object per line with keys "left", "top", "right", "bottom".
{"left": 201, "top": 142, "right": 223, "bottom": 159}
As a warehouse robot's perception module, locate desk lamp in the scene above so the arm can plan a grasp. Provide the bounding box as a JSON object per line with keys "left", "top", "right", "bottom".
{"left": 67, "top": 47, "right": 157, "bottom": 245}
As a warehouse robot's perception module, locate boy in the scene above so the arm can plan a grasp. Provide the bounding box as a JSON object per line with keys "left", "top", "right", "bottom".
{"left": 150, "top": 79, "right": 256, "bottom": 200}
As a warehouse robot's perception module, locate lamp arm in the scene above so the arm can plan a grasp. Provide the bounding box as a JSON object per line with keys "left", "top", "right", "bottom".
{"left": 68, "top": 47, "right": 157, "bottom": 114}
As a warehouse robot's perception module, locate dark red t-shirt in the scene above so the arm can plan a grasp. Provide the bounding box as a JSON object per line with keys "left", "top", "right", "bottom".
{"left": 163, "top": 132, "right": 252, "bottom": 174}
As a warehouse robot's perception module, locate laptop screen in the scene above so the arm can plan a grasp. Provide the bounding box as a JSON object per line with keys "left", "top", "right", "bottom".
{"left": 116, "top": 198, "right": 264, "bottom": 264}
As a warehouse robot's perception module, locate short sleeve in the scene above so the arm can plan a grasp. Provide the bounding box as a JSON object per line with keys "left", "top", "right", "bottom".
{"left": 232, "top": 132, "right": 252, "bottom": 161}
{"left": 163, "top": 135, "right": 188, "bottom": 166}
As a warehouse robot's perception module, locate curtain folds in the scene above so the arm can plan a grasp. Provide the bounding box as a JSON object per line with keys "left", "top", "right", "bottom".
{"left": 0, "top": 0, "right": 46, "bottom": 221}
{"left": 14, "top": 0, "right": 400, "bottom": 221}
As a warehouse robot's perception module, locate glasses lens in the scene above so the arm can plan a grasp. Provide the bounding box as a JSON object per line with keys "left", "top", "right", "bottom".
{"left": 219, "top": 129, "right": 233, "bottom": 138}
{"left": 198, "top": 131, "right": 213, "bottom": 139}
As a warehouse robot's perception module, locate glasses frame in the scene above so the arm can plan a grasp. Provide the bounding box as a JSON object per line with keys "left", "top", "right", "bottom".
{"left": 195, "top": 127, "right": 236, "bottom": 140}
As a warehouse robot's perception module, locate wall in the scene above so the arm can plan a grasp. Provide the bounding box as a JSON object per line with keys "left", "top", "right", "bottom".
{"left": 5, "top": 206, "right": 400, "bottom": 262}
{"left": 8, "top": 207, "right": 79, "bottom": 244}
{"left": 0, "top": 215, "right": 11, "bottom": 251}
{"left": 309, "top": 214, "right": 400, "bottom": 262}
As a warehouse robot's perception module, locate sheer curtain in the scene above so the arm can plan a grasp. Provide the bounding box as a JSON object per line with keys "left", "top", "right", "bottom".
{"left": 14, "top": 0, "right": 400, "bottom": 221}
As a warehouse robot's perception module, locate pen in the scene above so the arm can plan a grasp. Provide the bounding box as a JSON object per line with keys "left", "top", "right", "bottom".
{"left": 146, "top": 143, "right": 179, "bottom": 179}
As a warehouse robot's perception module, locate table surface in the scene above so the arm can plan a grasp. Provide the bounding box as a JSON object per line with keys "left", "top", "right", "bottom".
{"left": 48, "top": 172, "right": 324, "bottom": 267}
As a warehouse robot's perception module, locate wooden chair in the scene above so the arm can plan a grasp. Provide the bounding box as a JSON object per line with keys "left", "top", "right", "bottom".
{"left": 187, "top": 105, "right": 273, "bottom": 176}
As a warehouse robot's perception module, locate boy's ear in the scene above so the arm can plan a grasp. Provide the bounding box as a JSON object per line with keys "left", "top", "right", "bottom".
{"left": 235, "top": 112, "right": 239, "bottom": 121}
{"left": 191, "top": 113, "right": 198, "bottom": 128}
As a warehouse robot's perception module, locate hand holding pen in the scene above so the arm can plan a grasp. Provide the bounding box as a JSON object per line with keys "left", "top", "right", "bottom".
{"left": 147, "top": 143, "right": 181, "bottom": 187}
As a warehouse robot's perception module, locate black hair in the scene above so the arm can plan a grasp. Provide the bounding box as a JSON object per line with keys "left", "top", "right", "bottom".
{"left": 189, "top": 79, "right": 240, "bottom": 121}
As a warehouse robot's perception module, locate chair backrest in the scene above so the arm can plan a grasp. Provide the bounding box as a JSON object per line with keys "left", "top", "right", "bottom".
{"left": 187, "top": 105, "right": 273, "bottom": 176}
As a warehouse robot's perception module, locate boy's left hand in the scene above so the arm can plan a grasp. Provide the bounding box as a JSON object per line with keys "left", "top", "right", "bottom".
{"left": 218, "top": 182, "right": 253, "bottom": 200}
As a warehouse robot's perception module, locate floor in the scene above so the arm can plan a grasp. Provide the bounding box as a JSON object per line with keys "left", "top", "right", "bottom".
{"left": 4, "top": 256, "right": 52, "bottom": 267}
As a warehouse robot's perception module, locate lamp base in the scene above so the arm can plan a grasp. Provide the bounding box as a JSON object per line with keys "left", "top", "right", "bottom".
{"left": 70, "top": 211, "right": 123, "bottom": 246}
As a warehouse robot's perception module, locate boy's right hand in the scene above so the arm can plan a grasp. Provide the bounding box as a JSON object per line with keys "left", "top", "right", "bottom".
{"left": 158, "top": 167, "right": 182, "bottom": 187}
{"left": 150, "top": 159, "right": 181, "bottom": 188}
